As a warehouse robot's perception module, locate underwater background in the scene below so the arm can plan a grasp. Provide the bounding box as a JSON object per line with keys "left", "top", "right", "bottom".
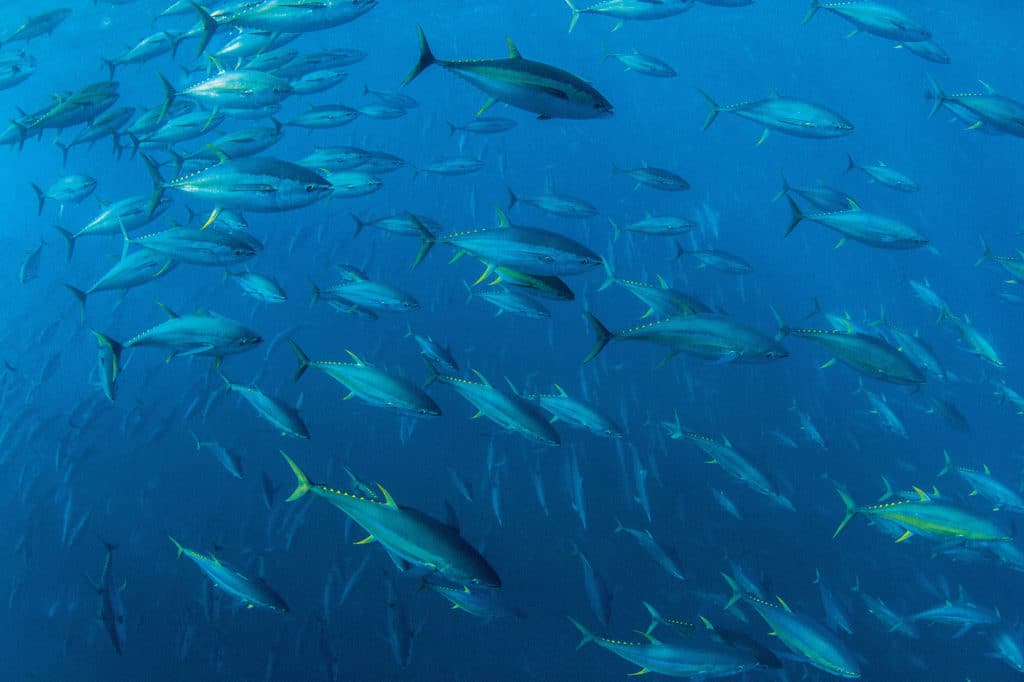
{"left": 2, "top": 1, "right": 1023, "bottom": 680}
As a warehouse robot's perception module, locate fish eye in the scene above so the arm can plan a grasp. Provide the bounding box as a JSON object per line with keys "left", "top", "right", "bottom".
{"left": 305, "top": 184, "right": 318, "bottom": 192}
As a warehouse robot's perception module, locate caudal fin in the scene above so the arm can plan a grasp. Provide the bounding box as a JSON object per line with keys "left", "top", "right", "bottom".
{"left": 721, "top": 573, "right": 742, "bottom": 610}
{"left": 409, "top": 214, "right": 435, "bottom": 269}
{"left": 802, "top": 0, "right": 821, "bottom": 25}
{"left": 288, "top": 339, "right": 311, "bottom": 382}
{"left": 65, "top": 285, "right": 87, "bottom": 320}
{"left": 281, "top": 451, "right": 312, "bottom": 502}
{"left": 53, "top": 226, "right": 75, "bottom": 263}
{"left": 582, "top": 311, "right": 613, "bottom": 364}
{"left": 568, "top": 617, "right": 595, "bottom": 650}
{"left": 192, "top": 2, "right": 218, "bottom": 58}
{"left": 845, "top": 153, "right": 857, "bottom": 174}
{"left": 833, "top": 488, "right": 858, "bottom": 539}
{"left": 938, "top": 450, "right": 953, "bottom": 477}
{"left": 975, "top": 237, "right": 993, "bottom": 266}
{"left": 30, "top": 183, "right": 45, "bottom": 216}
{"left": 771, "top": 173, "right": 791, "bottom": 202}
{"left": 564, "top": 0, "right": 582, "bottom": 33}
{"left": 784, "top": 196, "right": 804, "bottom": 237}
{"left": 402, "top": 25, "right": 436, "bottom": 87}
{"left": 925, "top": 74, "right": 946, "bottom": 118}
{"left": 695, "top": 89, "right": 721, "bottom": 131}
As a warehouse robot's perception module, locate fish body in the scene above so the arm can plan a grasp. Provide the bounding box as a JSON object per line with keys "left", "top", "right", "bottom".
{"left": 507, "top": 186, "right": 598, "bottom": 219}
{"left": 424, "top": 581, "right": 518, "bottom": 620}
{"left": 227, "top": 270, "right": 286, "bottom": 303}
{"left": 168, "top": 68, "right": 293, "bottom": 109}
{"left": 31, "top": 174, "right": 96, "bottom": 215}
{"left": 775, "top": 175, "right": 853, "bottom": 211}
{"left": 570, "top": 618, "right": 760, "bottom": 678}
{"left": 664, "top": 424, "right": 793, "bottom": 510}
{"left": 90, "top": 331, "right": 123, "bottom": 401}
{"left": 845, "top": 154, "right": 918, "bottom": 192}
{"left": 612, "top": 163, "right": 689, "bottom": 191}
{"left": 600, "top": 268, "right": 710, "bottom": 318}
{"left": 941, "top": 311, "right": 1003, "bottom": 367}
{"left": 418, "top": 209, "right": 601, "bottom": 277}
{"left": 92, "top": 542, "right": 126, "bottom": 655}
{"left": 312, "top": 277, "right": 418, "bottom": 313}
{"left": 835, "top": 487, "right": 1012, "bottom": 543}
{"left": 129, "top": 226, "right": 262, "bottom": 266}
{"left": 403, "top": 26, "right": 613, "bottom": 120}
{"left": 604, "top": 51, "right": 676, "bottom": 77}
{"left": 532, "top": 385, "right": 623, "bottom": 438}
{"left": 786, "top": 197, "right": 927, "bottom": 249}
{"left": 940, "top": 453, "right": 1024, "bottom": 512}
{"left": 780, "top": 324, "right": 925, "bottom": 385}
{"left": 229, "top": 0, "right": 377, "bottom": 32}
{"left": 615, "top": 522, "right": 685, "bottom": 581}
{"left": 148, "top": 155, "right": 332, "bottom": 214}
{"left": 192, "top": 435, "right": 244, "bottom": 479}
{"left": 221, "top": 376, "right": 310, "bottom": 439}
{"left": 281, "top": 453, "right": 500, "bottom": 587}
{"left": 677, "top": 247, "right": 752, "bottom": 273}
{"left": 804, "top": 1, "right": 931, "bottom": 42}
{"left": 564, "top": 0, "right": 693, "bottom": 32}
{"left": 584, "top": 312, "right": 787, "bottom": 364}
{"left": 447, "top": 117, "right": 517, "bottom": 135}
{"left": 724, "top": 575, "right": 860, "bottom": 678}
{"left": 700, "top": 89, "right": 854, "bottom": 140}
{"left": 1, "top": 9, "right": 72, "bottom": 45}
{"left": 926, "top": 77, "right": 1024, "bottom": 137}
{"left": 168, "top": 537, "right": 288, "bottom": 611}
{"left": 467, "top": 286, "right": 550, "bottom": 319}
{"left": 291, "top": 342, "right": 441, "bottom": 417}
{"left": 70, "top": 249, "right": 175, "bottom": 299}
{"left": 126, "top": 306, "right": 261, "bottom": 359}
{"left": 425, "top": 367, "right": 559, "bottom": 445}
{"left": 613, "top": 215, "right": 696, "bottom": 239}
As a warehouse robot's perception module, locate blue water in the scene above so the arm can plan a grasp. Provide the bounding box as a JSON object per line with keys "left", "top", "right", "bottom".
{"left": 3, "top": 1, "right": 1023, "bottom": 680}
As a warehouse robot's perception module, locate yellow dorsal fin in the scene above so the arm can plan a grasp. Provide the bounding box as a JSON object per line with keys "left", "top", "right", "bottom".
{"left": 846, "top": 198, "right": 860, "bottom": 210}
{"left": 506, "top": 38, "right": 522, "bottom": 59}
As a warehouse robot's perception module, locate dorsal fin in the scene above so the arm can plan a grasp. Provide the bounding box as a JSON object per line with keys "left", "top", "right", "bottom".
{"left": 846, "top": 198, "right": 861, "bottom": 210}
{"left": 206, "top": 143, "right": 231, "bottom": 163}
{"left": 494, "top": 207, "right": 511, "bottom": 228}
{"left": 156, "top": 301, "right": 179, "bottom": 318}
{"left": 444, "top": 499, "right": 460, "bottom": 531}
{"left": 767, "top": 85, "right": 780, "bottom": 98}
{"left": 506, "top": 38, "right": 522, "bottom": 59}
{"left": 656, "top": 274, "right": 668, "bottom": 289}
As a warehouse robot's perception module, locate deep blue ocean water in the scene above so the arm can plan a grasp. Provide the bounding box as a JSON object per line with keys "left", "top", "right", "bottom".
{"left": 2, "top": 1, "right": 1023, "bottom": 680}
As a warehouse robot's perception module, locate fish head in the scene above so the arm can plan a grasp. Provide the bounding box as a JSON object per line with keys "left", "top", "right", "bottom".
{"left": 594, "top": 101, "right": 614, "bottom": 117}
{"left": 236, "top": 332, "right": 263, "bottom": 349}
{"left": 832, "top": 116, "right": 855, "bottom": 133}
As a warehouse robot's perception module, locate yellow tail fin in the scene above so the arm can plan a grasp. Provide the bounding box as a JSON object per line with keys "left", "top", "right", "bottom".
{"left": 280, "top": 451, "right": 312, "bottom": 502}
